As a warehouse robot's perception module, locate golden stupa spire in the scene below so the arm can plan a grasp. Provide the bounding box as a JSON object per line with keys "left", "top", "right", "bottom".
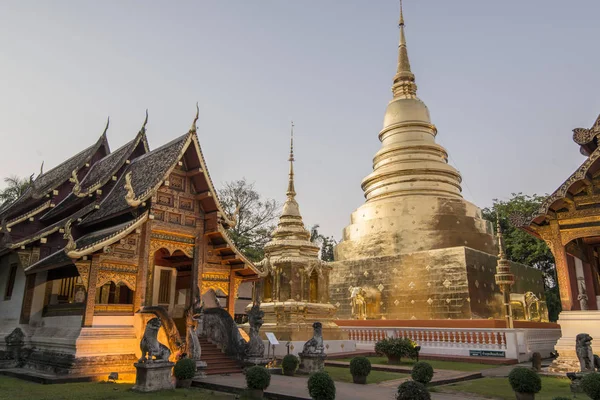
{"left": 392, "top": 0, "right": 418, "bottom": 99}
{"left": 496, "top": 214, "right": 506, "bottom": 260}
{"left": 287, "top": 121, "right": 296, "bottom": 198}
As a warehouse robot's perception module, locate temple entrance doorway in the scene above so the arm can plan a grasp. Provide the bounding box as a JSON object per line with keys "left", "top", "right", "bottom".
{"left": 152, "top": 248, "right": 193, "bottom": 337}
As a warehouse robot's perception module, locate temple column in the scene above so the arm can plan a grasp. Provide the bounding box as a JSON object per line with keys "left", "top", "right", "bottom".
{"left": 300, "top": 270, "right": 306, "bottom": 302}
{"left": 227, "top": 271, "right": 236, "bottom": 317}
{"left": 545, "top": 221, "right": 575, "bottom": 311}
{"left": 191, "top": 233, "right": 205, "bottom": 302}
{"left": 134, "top": 222, "right": 151, "bottom": 310}
{"left": 19, "top": 273, "right": 37, "bottom": 324}
{"left": 82, "top": 255, "right": 100, "bottom": 327}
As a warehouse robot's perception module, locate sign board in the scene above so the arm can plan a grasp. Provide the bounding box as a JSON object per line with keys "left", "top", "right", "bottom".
{"left": 469, "top": 350, "right": 505, "bottom": 358}
{"left": 265, "top": 332, "right": 279, "bottom": 345}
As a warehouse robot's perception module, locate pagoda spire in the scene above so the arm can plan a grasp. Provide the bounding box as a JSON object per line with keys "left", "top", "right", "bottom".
{"left": 496, "top": 217, "right": 506, "bottom": 260}
{"left": 286, "top": 121, "right": 296, "bottom": 198}
{"left": 392, "top": 0, "right": 418, "bottom": 99}
{"left": 494, "top": 214, "right": 515, "bottom": 328}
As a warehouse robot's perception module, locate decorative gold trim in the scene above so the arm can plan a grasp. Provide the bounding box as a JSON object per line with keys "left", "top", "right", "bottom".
{"left": 124, "top": 171, "right": 142, "bottom": 207}
{"left": 6, "top": 200, "right": 52, "bottom": 228}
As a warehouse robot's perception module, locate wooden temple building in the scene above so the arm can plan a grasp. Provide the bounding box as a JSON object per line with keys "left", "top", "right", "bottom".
{"left": 0, "top": 111, "right": 257, "bottom": 375}
{"left": 512, "top": 113, "right": 600, "bottom": 371}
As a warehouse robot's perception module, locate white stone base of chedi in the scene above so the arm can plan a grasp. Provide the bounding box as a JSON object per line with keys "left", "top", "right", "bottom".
{"left": 549, "top": 311, "right": 600, "bottom": 373}
{"left": 132, "top": 361, "right": 175, "bottom": 392}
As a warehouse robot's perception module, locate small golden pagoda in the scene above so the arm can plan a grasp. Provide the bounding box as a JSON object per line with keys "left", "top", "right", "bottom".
{"left": 250, "top": 125, "right": 343, "bottom": 340}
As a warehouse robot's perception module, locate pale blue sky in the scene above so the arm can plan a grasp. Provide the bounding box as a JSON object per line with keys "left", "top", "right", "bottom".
{"left": 0, "top": 1, "right": 599, "bottom": 239}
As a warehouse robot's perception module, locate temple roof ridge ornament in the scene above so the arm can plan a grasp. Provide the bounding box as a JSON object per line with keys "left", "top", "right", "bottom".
{"left": 189, "top": 102, "right": 199, "bottom": 134}
{"left": 573, "top": 113, "right": 600, "bottom": 156}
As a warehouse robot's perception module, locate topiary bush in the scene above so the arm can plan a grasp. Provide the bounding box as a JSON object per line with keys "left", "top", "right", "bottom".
{"left": 375, "top": 337, "right": 417, "bottom": 363}
{"left": 282, "top": 354, "right": 299, "bottom": 376}
{"left": 246, "top": 366, "right": 271, "bottom": 390}
{"left": 582, "top": 372, "right": 600, "bottom": 400}
{"left": 350, "top": 356, "right": 372, "bottom": 377}
{"left": 508, "top": 367, "right": 542, "bottom": 394}
{"left": 308, "top": 371, "right": 336, "bottom": 400}
{"left": 411, "top": 361, "right": 434, "bottom": 385}
{"left": 173, "top": 357, "right": 196, "bottom": 380}
{"left": 396, "top": 381, "right": 431, "bottom": 400}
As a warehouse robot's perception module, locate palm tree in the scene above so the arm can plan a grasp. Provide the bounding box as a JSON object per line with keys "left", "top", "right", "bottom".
{"left": 0, "top": 175, "right": 30, "bottom": 206}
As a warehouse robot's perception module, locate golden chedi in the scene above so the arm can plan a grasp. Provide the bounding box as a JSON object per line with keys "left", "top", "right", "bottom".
{"left": 330, "top": 5, "right": 547, "bottom": 320}
{"left": 249, "top": 127, "right": 343, "bottom": 340}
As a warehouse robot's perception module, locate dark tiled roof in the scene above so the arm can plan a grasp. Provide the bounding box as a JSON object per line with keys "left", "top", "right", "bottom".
{"left": 24, "top": 213, "right": 143, "bottom": 274}
{"left": 40, "top": 132, "right": 147, "bottom": 221}
{"left": 0, "top": 134, "right": 108, "bottom": 220}
{"left": 7, "top": 202, "right": 98, "bottom": 250}
{"left": 24, "top": 250, "right": 72, "bottom": 274}
{"left": 83, "top": 133, "right": 189, "bottom": 224}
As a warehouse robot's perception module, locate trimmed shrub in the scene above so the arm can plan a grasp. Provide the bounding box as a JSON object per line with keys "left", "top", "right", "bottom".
{"left": 173, "top": 357, "right": 196, "bottom": 380}
{"left": 582, "top": 372, "right": 600, "bottom": 400}
{"left": 396, "top": 381, "right": 431, "bottom": 400}
{"left": 246, "top": 366, "right": 271, "bottom": 390}
{"left": 508, "top": 367, "right": 542, "bottom": 394}
{"left": 411, "top": 362, "right": 434, "bottom": 385}
{"left": 282, "top": 354, "right": 299, "bottom": 375}
{"left": 350, "top": 357, "right": 372, "bottom": 377}
{"left": 308, "top": 371, "right": 336, "bottom": 400}
{"left": 375, "top": 337, "right": 417, "bottom": 362}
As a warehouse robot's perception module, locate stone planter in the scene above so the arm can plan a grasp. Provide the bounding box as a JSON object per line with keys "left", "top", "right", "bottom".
{"left": 386, "top": 355, "right": 401, "bottom": 364}
{"left": 176, "top": 378, "right": 193, "bottom": 389}
{"left": 352, "top": 374, "right": 367, "bottom": 384}
{"left": 247, "top": 388, "right": 264, "bottom": 398}
{"left": 514, "top": 392, "right": 535, "bottom": 400}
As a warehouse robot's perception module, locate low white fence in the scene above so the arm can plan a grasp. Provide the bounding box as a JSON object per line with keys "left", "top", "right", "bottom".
{"left": 339, "top": 326, "right": 561, "bottom": 362}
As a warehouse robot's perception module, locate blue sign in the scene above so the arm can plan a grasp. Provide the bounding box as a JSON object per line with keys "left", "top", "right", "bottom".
{"left": 469, "top": 350, "right": 505, "bottom": 358}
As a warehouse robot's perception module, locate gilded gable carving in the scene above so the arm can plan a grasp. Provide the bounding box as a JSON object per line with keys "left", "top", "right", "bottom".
{"left": 170, "top": 174, "right": 185, "bottom": 191}
{"left": 97, "top": 263, "right": 137, "bottom": 290}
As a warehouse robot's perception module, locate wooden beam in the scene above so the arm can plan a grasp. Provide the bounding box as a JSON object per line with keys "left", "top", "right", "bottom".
{"left": 195, "top": 191, "right": 212, "bottom": 200}
{"left": 186, "top": 168, "right": 204, "bottom": 177}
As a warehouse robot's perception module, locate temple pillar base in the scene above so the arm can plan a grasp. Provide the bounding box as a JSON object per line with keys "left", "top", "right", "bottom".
{"left": 549, "top": 311, "right": 600, "bottom": 373}
{"left": 132, "top": 361, "right": 175, "bottom": 392}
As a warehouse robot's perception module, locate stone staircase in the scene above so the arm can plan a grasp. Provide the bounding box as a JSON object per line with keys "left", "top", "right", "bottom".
{"left": 199, "top": 337, "right": 243, "bottom": 375}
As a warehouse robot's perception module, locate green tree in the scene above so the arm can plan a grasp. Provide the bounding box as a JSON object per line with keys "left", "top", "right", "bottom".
{"left": 310, "top": 224, "right": 337, "bottom": 262}
{"left": 218, "top": 179, "right": 279, "bottom": 262}
{"left": 0, "top": 175, "right": 31, "bottom": 206}
{"left": 482, "top": 193, "right": 561, "bottom": 321}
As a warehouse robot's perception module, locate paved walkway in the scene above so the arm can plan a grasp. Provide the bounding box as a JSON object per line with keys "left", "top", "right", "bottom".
{"left": 195, "top": 373, "right": 486, "bottom": 400}
{"left": 325, "top": 360, "right": 481, "bottom": 387}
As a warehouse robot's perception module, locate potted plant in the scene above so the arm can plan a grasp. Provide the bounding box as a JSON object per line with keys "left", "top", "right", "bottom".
{"left": 396, "top": 381, "right": 431, "bottom": 400}
{"left": 508, "top": 367, "right": 542, "bottom": 400}
{"left": 308, "top": 371, "right": 336, "bottom": 400}
{"left": 282, "top": 354, "right": 300, "bottom": 376}
{"left": 411, "top": 362, "right": 434, "bottom": 386}
{"left": 375, "top": 337, "right": 416, "bottom": 364}
{"left": 245, "top": 366, "right": 271, "bottom": 399}
{"left": 173, "top": 357, "right": 196, "bottom": 388}
{"left": 349, "top": 356, "right": 372, "bottom": 384}
{"left": 582, "top": 372, "right": 600, "bottom": 400}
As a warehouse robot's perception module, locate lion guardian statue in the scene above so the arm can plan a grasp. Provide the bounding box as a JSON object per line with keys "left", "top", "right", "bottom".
{"left": 139, "top": 317, "right": 171, "bottom": 363}
{"left": 576, "top": 333, "right": 594, "bottom": 372}
{"left": 301, "top": 322, "right": 324, "bottom": 355}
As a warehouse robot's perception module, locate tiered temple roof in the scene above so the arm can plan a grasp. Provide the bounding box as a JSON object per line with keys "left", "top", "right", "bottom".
{"left": 0, "top": 110, "right": 256, "bottom": 278}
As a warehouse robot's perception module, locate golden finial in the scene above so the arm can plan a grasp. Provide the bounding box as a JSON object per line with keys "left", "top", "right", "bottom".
{"left": 102, "top": 117, "right": 110, "bottom": 136}
{"left": 399, "top": 0, "right": 405, "bottom": 26}
{"left": 63, "top": 220, "right": 76, "bottom": 253}
{"left": 392, "top": 0, "right": 417, "bottom": 99}
{"left": 287, "top": 121, "right": 296, "bottom": 197}
{"left": 39, "top": 161, "right": 44, "bottom": 176}
{"left": 189, "top": 102, "right": 199, "bottom": 133}
{"left": 71, "top": 169, "right": 82, "bottom": 195}
{"left": 496, "top": 212, "right": 506, "bottom": 260}
{"left": 140, "top": 109, "right": 149, "bottom": 133}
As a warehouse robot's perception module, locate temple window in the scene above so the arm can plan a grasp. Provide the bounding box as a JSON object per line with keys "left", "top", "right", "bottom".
{"left": 57, "top": 276, "right": 77, "bottom": 303}
{"left": 309, "top": 270, "right": 319, "bottom": 303}
{"left": 95, "top": 282, "right": 134, "bottom": 305}
{"left": 158, "top": 269, "right": 172, "bottom": 304}
{"left": 4, "top": 263, "right": 18, "bottom": 300}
